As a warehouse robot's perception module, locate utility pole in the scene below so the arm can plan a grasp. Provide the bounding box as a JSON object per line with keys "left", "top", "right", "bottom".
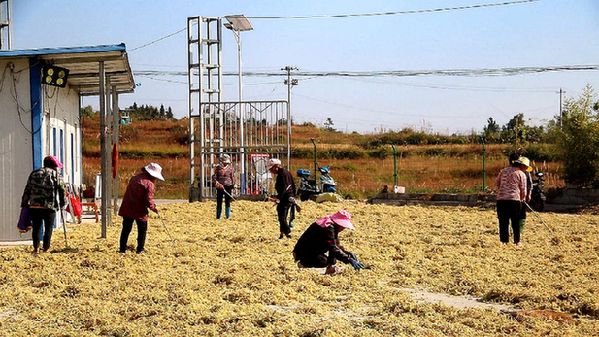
{"left": 282, "top": 66, "right": 298, "bottom": 114}
{"left": 559, "top": 88, "right": 565, "bottom": 128}
{"left": 282, "top": 66, "right": 298, "bottom": 168}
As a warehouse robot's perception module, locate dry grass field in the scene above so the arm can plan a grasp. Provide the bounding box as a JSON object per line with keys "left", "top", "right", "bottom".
{"left": 81, "top": 116, "right": 564, "bottom": 199}
{"left": 1, "top": 201, "right": 597, "bottom": 336}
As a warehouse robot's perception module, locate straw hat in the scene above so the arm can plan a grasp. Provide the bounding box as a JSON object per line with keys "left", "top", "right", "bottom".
{"left": 515, "top": 156, "right": 533, "bottom": 172}
{"left": 144, "top": 162, "right": 165, "bottom": 181}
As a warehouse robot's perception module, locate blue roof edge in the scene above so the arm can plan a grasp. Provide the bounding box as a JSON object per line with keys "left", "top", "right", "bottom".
{"left": 0, "top": 43, "right": 127, "bottom": 58}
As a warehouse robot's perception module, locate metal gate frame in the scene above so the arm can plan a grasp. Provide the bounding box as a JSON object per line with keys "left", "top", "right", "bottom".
{"left": 189, "top": 100, "right": 290, "bottom": 200}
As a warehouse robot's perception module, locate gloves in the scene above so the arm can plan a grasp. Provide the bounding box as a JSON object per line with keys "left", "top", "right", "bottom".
{"left": 347, "top": 252, "right": 358, "bottom": 261}
{"left": 289, "top": 197, "right": 302, "bottom": 212}
{"left": 348, "top": 258, "right": 365, "bottom": 270}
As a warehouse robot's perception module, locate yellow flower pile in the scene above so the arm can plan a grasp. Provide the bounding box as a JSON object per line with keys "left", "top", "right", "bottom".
{"left": 0, "top": 201, "right": 597, "bottom": 336}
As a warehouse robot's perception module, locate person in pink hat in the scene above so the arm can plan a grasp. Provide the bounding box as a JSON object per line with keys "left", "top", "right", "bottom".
{"left": 21, "top": 155, "right": 66, "bottom": 253}
{"left": 118, "top": 163, "right": 164, "bottom": 254}
{"left": 293, "top": 210, "right": 365, "bottom": 275}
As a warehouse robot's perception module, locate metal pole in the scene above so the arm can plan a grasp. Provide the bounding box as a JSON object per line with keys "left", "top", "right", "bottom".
{"left": 559, "top": 88, "right": 564, "bottom": 129}
{"left": 236, "top": 30, "right": 246, "bottom": 194}
{"left": 310, "top": 138, "right": 317, "bottom": 183}
{"left": 99, "top": 61, "right": 107, "bottom": 238}
{"left": 112, "top": 85, "right": 119, "bottom": 214}
{"left": 286, "top": 68, "right": 292, "bottom": 168}
{"left": 391, "top": 144, "right": 398, "bottom": 186}
{"left": 105, "top": 77, "right": 113, "bottom": 228}
{"left": 481, "top": 136, "right": 486, "bottom": 191}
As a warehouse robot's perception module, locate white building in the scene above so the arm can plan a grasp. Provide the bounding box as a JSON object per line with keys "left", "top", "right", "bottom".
{"left": 0, "top": 44, "right": 134, "bottom": 241}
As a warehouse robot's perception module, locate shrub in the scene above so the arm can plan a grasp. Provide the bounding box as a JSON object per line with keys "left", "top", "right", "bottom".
{"left": 548, "top": 85, "right": 599, "bottom": 186}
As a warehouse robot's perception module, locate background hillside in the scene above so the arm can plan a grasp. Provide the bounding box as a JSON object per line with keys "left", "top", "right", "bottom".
{"left": 81, "top": 115, "right": 564, "bottom": 199}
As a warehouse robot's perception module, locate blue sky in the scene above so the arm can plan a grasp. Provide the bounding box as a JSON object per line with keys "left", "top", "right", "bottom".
{"left": 12, "top": 0, "right": 599, "bottom": 133}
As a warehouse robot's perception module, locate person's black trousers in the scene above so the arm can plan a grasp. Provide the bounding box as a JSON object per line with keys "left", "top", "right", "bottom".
{"left": 30, "top": 208, "right": 56, "bottom": 251}
{"left": 496, "top": 200, "right": 522, "bottom": 243}
{"left": 277, "top": 201, "right": 292, "bottom": 235}
{"left": 119, "top": 217, "right": 148, "bottom": 253}
{"left": 216, "top": 185, "right": 233, "bottom": 218}
{"left": 295, "top": 253, "right": 328, "bottom": 268}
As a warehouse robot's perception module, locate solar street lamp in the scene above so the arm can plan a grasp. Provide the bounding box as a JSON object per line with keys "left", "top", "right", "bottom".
{"left": 224, "top": 15, "right": 252, "bottom": 193}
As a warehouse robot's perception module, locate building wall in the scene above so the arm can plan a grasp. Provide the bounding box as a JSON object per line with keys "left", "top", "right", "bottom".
{"left": 0, "top": 58, "right": 83, "bottom": 241}
{"left": 44, "top": 85, "right": 82, "bottom": 187}
{"left": 0, "top": 58, "right": 34, "bottom": 241}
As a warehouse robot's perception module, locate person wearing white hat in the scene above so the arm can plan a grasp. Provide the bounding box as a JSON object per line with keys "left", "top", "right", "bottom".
{"left": 118, "top": 163, "right": 164, "bottom": 253}
{"left": 267, "top": 158, "right": 297, "bottom": 239}
{"left": 212, "top": 154, "right": 236, "bottom": 219}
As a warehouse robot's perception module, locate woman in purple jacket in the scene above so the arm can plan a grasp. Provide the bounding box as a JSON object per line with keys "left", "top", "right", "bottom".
{"left": 212, "top": 154, "right": 236, "bottom": 219}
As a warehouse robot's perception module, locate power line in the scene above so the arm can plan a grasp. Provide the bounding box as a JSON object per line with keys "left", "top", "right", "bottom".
{"left": 249, "top": 0, "right": 539, "bottom": 19}
{"left": 127, "top": 0, "right": 539, "bottom": 52}
{"left": 344, "top": 77, "right": 558, "bottom": 93}
{"left": 133, "top": 64, "right": 599, "bottom": 78}
{"left": 129, "top": 27, "right": 187, "bottom": 52}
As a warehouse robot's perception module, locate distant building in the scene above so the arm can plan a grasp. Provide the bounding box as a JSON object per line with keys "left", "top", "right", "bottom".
{"left": 0, "top": 44, "right": 134, "bottom": 241}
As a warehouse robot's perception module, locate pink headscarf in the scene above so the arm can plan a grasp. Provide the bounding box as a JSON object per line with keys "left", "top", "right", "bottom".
{"left": 315, "top": 210, "right": 355, "bottom": 230}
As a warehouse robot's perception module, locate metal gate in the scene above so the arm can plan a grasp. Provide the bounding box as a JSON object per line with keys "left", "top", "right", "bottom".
{"left": 187, "top": 16, "right": 290, "bottom": 200}
{"left": 189, "top": 101, "right": 290, "bottom": 200}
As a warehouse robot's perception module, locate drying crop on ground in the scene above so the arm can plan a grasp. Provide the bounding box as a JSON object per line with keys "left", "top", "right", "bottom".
{"left": 1, "top": 201, "right": 597, "bottom": 336}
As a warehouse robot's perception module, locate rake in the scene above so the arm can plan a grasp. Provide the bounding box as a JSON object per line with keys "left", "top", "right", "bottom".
{"left": 523, "top": 201, "right": 553, "bottom": 233}
{"left": 157, "top": 213, "right": 175, "bottom": 242}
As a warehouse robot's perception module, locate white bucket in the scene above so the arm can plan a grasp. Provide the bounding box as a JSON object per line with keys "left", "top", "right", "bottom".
{"left": 394, "top": 185, "right": 405, "bottom": 194}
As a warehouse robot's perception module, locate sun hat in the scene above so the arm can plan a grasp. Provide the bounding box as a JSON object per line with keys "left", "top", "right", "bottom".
{"left": 515, "top": 156, "right": 533, "bottom": 172}
{"left": 43, "top": 155, "right": 63, "bottom": 170}
{"left": 144, "top": 162, "right": 165, "bottom": 181}
{"left": 267, "top": 158, "right": 281, "bottom": 170}
{"left": 315, "top": 210, "right": 355, "bottom": 230}
{"left": 219, "top": 154, "right": 231, "bottom": 164}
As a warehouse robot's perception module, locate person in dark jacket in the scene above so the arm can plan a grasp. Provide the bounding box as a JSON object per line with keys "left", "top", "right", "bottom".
{"left": 118, "top": 163, "right": 164, "bottom": 253}
{"left": 267, "top": 158, "right": 297, "bottom": 239}
{"left": 212, "top": 154, "right": 236, "bottom": 219}
{"left": 293, "top": 210, "right": 365, "bottom": 275}
{"left": 21, "top": 155, "right": 66, "bottom": 253}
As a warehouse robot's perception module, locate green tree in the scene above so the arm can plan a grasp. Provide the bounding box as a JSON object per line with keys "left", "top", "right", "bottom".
{"left": 483, "top": 117, "right": 500, "bottom": 143}
{"left": 166, "top": 106, "right": 174, "bottom": 119}
{"left": 501, "top": 113, "right": 527, "bottom": 147}
{"left": 80, "top": 105, "right": 95, "bottom": 117}
{"left": 323, "top": 117, "right": 335, "bottom": 131}
{"left": 549, "top": 85, "right": 599, "bottom": 186}
{"left": 159, "top": 104, "right": 166, "bottom": 119}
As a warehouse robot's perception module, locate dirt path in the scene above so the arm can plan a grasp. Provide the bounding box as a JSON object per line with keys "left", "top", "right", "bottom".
{"left": 399, "top": 287, "right": 515, "bottom": 312}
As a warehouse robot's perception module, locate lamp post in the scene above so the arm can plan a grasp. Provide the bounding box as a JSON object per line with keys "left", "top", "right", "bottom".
{"left": 224, "top": 15, "right": 252, "bottom": 194}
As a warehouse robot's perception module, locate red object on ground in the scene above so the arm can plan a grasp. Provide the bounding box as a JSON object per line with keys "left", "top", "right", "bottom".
{"left": 112, "top": 143, "right": 119, "bottom": 179}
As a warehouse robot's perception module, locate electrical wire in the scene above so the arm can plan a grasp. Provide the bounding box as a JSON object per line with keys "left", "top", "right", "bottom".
{"left": 128, "top": 0, "right": 539, "bottom": 52}
{"left": 129, "top": 27, "right": 187, "bottom": 52}
{"left": 344, "top": 77, "right": 558, "bottom": 93}
{"left": 134, "top": 65, "right": 599, "bottom": 78}
{"left": 249, "top": 0, "right": 539, "bottom": 19}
